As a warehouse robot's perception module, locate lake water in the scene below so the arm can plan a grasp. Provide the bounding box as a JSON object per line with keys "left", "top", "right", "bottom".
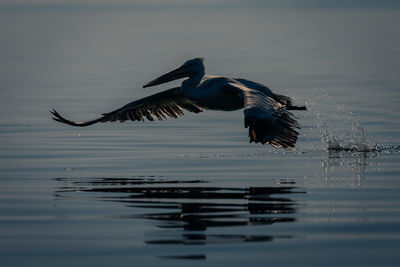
{"left": 1, "top": 2, "right": 400, "bottom": 266}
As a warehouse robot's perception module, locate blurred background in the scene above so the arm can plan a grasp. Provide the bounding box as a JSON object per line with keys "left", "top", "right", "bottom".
{"left": 1, "top": 1, "right": 400, "bottom": 266}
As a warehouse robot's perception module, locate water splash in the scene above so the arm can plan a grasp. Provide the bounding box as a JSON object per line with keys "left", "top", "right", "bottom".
{"left": 325, "top": 124, "right": 378, "bottom": 153}
{"left": 306, "top": 90, "right": 378, "bottom": 153}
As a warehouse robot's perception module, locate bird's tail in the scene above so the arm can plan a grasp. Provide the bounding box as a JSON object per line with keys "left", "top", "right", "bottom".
{"left": 272, "top": 93, "right": 307, "bottom": 111}
{"left": 286, "top": 105, "right": 307, "bottom": 110}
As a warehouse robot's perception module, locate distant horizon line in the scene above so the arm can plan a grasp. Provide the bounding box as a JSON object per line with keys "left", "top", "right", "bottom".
{"left": 1, "top": 1, "right": 400, "bottom": 13}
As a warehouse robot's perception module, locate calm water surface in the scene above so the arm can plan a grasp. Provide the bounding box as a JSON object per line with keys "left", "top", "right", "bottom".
{"left": 1, "top": 2, "right": 400, "bottom": 266}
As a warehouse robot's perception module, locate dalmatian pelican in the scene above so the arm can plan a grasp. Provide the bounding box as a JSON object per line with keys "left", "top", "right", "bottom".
{"left": 51, "top": 58, "right": 306, "bottom": 149}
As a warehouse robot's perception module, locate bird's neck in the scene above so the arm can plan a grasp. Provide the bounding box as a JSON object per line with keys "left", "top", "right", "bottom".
{"left": 182, "top": 70, "right": 204, "bottom": 90}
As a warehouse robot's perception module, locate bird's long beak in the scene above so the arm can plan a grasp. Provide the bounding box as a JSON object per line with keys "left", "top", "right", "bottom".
{"left": 143, "top": 65, "right": 191, "bottom": 88}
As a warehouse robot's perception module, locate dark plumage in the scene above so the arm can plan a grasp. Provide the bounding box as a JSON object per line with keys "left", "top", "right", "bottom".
{"left": 52, "top": 58, "right": 306, "bottom": 149}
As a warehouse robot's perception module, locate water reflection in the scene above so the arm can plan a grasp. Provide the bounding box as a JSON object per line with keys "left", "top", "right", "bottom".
{"left": 324, "top": 149, "right": 370, "bottom": 172}
{"left": 56, "top": 177, "right": 303, "bottom": 258}
{"left": 321, "top": 145, "right": 396, "bottom": 186}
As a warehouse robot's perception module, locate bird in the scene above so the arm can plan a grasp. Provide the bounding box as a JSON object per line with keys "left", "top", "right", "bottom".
{"left": 51, "top": 58, "right": 306, "bottom": 149}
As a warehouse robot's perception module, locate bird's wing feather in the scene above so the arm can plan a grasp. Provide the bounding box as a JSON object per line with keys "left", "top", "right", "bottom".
{"left": 51, "top": 87, "right": 203, "bottom": 127}
{"left": 223, "top": 83, "right": 300, "bottom": 149}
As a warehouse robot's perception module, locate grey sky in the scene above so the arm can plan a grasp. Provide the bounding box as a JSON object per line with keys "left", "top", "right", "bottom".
{"left": 1, "top": 0, "right": 400, "bottom": 9}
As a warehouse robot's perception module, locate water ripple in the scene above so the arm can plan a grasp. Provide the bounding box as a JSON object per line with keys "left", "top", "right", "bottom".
{"left": 55, "top": 176, "right": 304, "bottom": 258}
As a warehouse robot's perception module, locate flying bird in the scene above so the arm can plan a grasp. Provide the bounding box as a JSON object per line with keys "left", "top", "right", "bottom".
{"left": 51, "top": 58, "right": 306, "bottom": 149}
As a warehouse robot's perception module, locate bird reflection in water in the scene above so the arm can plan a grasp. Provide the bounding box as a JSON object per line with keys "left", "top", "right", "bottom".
{"left": 56, "top": 177, "right": 304, "bottom": 259}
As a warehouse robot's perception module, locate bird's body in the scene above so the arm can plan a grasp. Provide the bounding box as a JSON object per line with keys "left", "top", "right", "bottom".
{"left": 182, "top": 76, "right": 242, "bottom": 111}
{"left": 52, "top": 58, "right": 306, "bottom": 149}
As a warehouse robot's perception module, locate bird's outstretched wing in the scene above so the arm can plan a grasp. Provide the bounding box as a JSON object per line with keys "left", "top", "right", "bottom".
{"left": 223, "top": 83, "right": 300, "bottom": 149}
{"left": 51, "top": 87, "right": 203, "bottom": 127}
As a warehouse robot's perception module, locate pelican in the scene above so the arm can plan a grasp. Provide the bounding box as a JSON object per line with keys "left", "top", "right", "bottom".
{"left": 51, "top": 58, "right": 306, "bottom": 149}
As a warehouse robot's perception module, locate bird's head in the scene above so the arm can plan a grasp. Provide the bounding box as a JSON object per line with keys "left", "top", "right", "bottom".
{"left": 143, "top": 58, "right": 205, "bottom": 88}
